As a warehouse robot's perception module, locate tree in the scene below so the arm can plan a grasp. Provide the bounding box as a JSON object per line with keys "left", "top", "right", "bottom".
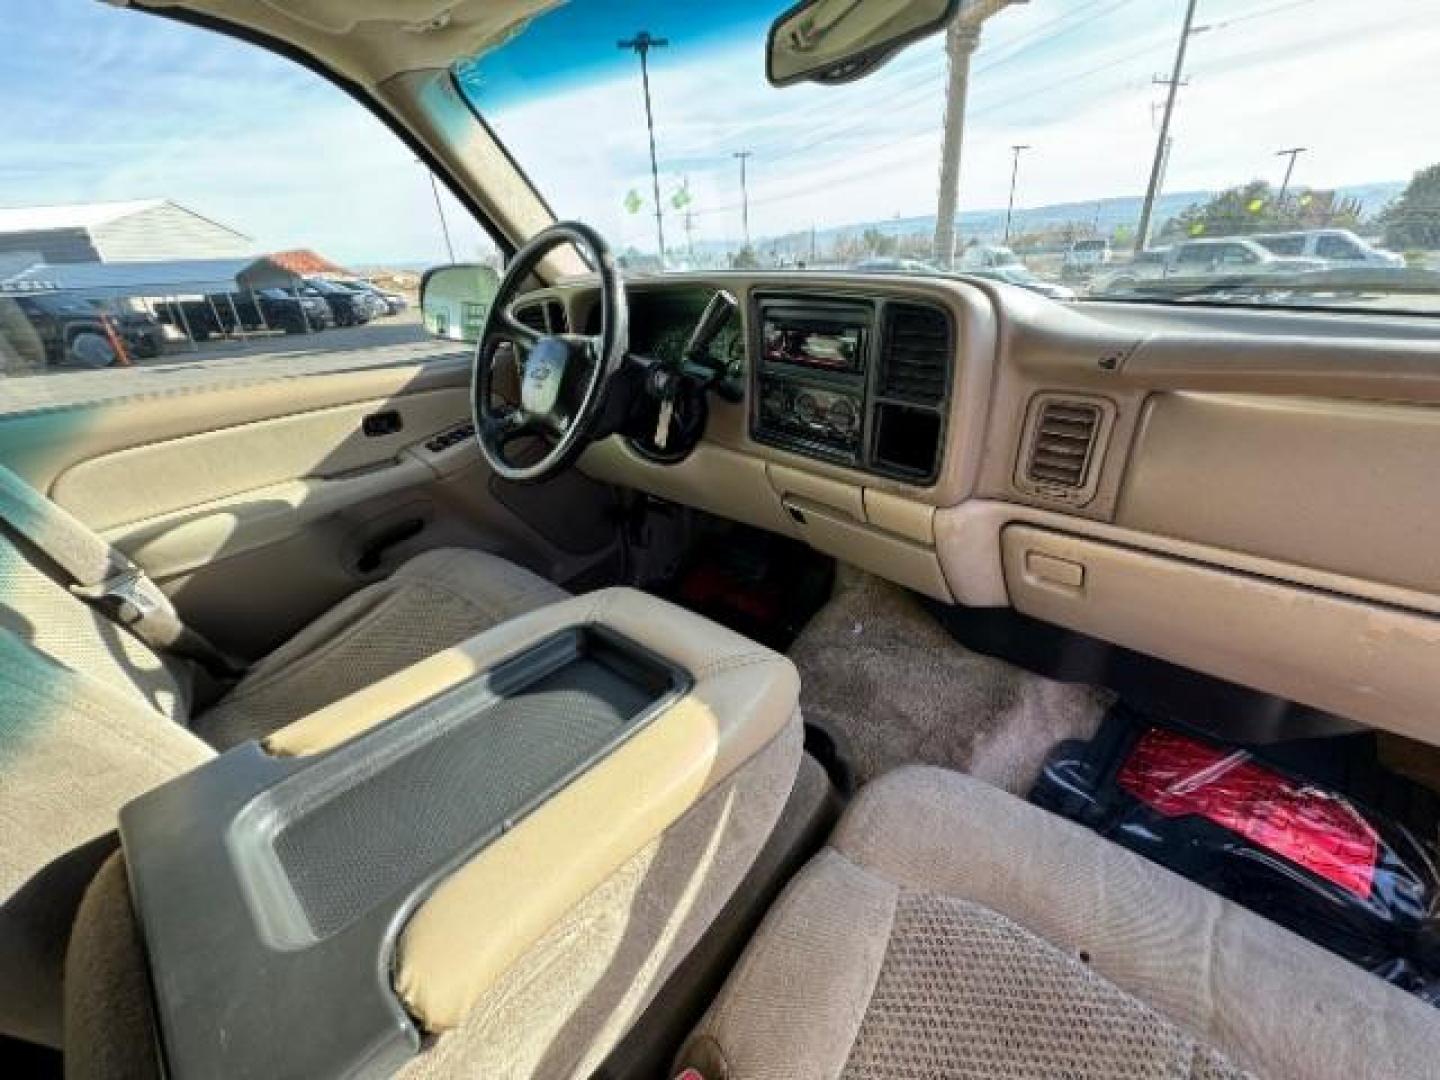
{"left": 859, "top": 227, "right": 897, "bottom": 256}
{"left": 1378, "top": 165, "right": 1440, "bottom": 251}
{"left": 1159, "top": 180, "right": 1362, "bottom": 241}
{"left": 1160, "top": 181, "right": 1273, "bottom": 240}
{"left": 730, "top": 245, "right": 760, "bottom": 269}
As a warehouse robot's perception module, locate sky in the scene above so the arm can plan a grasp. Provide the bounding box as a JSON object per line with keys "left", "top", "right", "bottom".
{"left": 2, "top": 0, "right": 1437, "bottom": 263}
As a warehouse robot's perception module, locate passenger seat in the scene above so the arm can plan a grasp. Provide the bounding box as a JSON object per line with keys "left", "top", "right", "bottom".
{"left": 677, "top": 766, "right": 1440, "bottom": 1080}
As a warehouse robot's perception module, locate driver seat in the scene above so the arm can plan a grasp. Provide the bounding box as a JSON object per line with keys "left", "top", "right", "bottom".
{"left": 0, "top": 521, "right": 566, "bottom": 1048}
{"left": 192, "top": 546, "right": 569, "bottom": 750}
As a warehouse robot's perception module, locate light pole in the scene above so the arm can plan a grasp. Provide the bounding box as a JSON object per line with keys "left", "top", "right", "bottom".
{"left": 619, "top": 31, "right": 669, "bottom": 260}
{"left": 1134, "top": 0, "right": 1200, "bottom": 254}
{"left": 1003, "top": 144, "right": 1030, "bottom": 244}
{"left": 733, "top": 150, "right": 753, "bottom": 249}
{"left": 1275, "top": 146, "right": 1308, "bottom": 210}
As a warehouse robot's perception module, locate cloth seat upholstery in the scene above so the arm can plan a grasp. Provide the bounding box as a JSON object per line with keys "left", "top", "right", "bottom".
{"left": 0, "top": 539, "right": 565, "bottom": 1046}
{"left": 679, "top": 765, "right": 1440, "bottom": 1080}
{"left": 193, "top": 547, "right": 568, "bottom": 749}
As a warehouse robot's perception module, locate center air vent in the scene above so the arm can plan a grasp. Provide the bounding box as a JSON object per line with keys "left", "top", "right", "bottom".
{"left": 877, "top": 303, "right": 950, "bottom": 404}
{"left": 1025, "top": 398, "right": 1101, "bottom": 490}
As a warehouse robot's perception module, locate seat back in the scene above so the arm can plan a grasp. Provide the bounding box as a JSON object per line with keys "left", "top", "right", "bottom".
{"left": 0, "top": 528, "right": 210, "bottom": 1046}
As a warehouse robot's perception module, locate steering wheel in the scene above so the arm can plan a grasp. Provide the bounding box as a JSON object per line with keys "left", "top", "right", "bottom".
{"left": 472, "top": 221, "right": 628, "bottom": 483}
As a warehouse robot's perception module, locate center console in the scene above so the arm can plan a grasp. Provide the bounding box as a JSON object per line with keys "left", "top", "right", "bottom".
{"left": 117, "top": 589, "right": 803, "bottom": 1080}
{"left": 751, "top": 292, "right": 954, "bottom": 483}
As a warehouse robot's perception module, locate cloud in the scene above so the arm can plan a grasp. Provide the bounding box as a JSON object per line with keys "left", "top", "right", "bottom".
{"left": 3, "top": 0, "right": 1435, "bottom": 262}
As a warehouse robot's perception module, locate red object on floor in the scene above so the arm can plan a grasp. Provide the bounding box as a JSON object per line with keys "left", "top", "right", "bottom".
{"left": 677, "top": 562, "right": 782, "bottom": 624}
{"left": 1117, "top": 727, "right": 1380, "bottom": 898}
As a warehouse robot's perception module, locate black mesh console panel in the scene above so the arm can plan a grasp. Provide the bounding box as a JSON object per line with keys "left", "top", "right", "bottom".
{"left": 119, "top": 625, "right": 688, "bottom": 1080}
{"left": 275, "top": 657, "right": 653, "bottom": 937}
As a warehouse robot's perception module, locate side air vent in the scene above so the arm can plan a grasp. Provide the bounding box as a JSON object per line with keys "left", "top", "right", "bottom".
{"left": 877, "top": 303, "right": 950, "bottom": 404}
{"left": 1025, "top": 399, "right": 1101, "bottom": 490}
{"left": 514, "top": 300, "right": 567, "bottom": 333}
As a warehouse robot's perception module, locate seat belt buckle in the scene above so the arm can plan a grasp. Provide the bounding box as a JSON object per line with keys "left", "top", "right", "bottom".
{"left": 71, "top": 565, "right": 171, "bottom": 622}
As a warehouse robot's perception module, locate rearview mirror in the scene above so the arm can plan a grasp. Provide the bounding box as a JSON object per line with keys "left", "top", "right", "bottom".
{"left": 420, "top": 263, "right": 500, "bottom": 343}
{"left": 767, "top": 0, "right": 959, "bottom": 87}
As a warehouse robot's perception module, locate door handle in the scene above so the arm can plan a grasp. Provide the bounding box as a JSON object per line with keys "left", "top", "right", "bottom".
{"left": 362, "top": 409, "right": 403, "bottom": 437}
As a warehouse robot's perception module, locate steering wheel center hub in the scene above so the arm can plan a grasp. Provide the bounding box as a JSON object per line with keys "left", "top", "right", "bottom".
{"left": 521, "top": 336, "right": 570, "bottom": 416}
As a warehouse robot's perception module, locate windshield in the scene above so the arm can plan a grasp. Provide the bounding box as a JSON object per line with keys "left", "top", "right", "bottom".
{"left": 455, "top": 0, "right": 1440, "bottom": 314}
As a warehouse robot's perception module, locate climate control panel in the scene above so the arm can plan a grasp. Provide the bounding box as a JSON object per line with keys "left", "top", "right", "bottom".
{"left": 756, "top": 375, "right": 864, "bottom": 459}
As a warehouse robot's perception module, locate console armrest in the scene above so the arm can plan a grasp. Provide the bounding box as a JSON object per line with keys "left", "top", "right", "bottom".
{"left": 120, "top": 588, "right": 799, "bottom": 1079}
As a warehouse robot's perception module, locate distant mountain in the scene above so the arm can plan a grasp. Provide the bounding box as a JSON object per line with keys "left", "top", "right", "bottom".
{"left": 692, "top": 180, "right": 1407, "bottom": 261}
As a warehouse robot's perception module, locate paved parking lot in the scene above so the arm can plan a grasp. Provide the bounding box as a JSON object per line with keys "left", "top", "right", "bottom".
{"left": 1, "top": 311, "right": 470, "bottom": 414}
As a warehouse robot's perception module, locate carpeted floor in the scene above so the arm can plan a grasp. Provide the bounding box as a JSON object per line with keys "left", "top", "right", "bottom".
{"left": 788, "top": 572, "right": 1113, "bottom": 795}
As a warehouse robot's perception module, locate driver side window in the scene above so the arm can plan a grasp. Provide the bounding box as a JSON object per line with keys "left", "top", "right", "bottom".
{"left": 0, "top": 1, "right": 500, "bottom": 415}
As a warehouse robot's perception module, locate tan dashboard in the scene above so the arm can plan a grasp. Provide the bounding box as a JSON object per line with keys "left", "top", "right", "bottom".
{"left": 519, "top": 271, "right": 1440, "bottom": 745}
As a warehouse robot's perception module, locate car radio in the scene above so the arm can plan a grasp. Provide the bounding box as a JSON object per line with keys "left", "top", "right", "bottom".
{"left": 752, "top": 296, "right": 873, "bottom": 463}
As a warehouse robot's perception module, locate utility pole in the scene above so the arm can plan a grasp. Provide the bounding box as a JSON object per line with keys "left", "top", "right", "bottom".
{"left": 1275, "top": 146, "right": 1307, "bottom": 209}
{"left": 1134, "top": 0, "right": 1199, "bottom": 255}
{"left": 1003, "top": 144, "right": 1030, "bottom": 244}
{"left": 933, "top": 1, "right": 1023, "bottom": 269}
{"left": 733, "top": 150, "right": 753, "bottom": 249}
{"left": 618, "top": 31, "right": 669, "bottom": 259}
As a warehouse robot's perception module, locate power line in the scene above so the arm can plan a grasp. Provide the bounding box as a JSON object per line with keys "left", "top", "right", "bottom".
{"left": 679, "top": 0, "right": 1146, "bottom": 181}
{"left": 688, "top": 37, "right": 1174, "bottom": 221}
{"left": 973, "top": 0, "right": 1140, "bottom": 76}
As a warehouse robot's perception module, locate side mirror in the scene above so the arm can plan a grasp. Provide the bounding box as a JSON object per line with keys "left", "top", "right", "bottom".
{"left": 767, "top": 0, "right": 959, "bottom": 88}
{"left": 420, "top": 263, "right": 501, "bottom": 343}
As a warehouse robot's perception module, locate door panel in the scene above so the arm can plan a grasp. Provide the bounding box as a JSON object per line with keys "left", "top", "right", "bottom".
{"left": 3, "top": 361, "right": 616, "bottom": 659}
{"left": 51, "top": 389, "right": 470, "bottom": 530}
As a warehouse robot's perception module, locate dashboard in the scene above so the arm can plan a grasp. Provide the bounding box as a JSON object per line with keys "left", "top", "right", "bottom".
{"left": 514, "top": 269, "right": 1440, "bottom": 750}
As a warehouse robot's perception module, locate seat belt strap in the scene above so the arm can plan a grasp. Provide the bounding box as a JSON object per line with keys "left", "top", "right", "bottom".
{"left": 0, "top": 464, "right": 243, "bottom": 677}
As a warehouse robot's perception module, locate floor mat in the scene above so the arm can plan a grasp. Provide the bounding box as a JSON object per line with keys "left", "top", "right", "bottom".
{"left": 788, "top": 572, "right": 1113, "bottom": 794}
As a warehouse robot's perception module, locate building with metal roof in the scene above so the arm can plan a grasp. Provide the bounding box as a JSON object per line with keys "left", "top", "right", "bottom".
{"left": 268, "top": 249, "right": 352, "bottom": 276}
{"left": 0, "top": 256, "right": 301, "bottom": 299}
{"left": 0, "top": 199, "right": 254, "bottom": 264}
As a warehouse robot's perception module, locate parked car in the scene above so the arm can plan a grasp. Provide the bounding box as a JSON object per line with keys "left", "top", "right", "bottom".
{"left": 5, "top": 292, "right": 125, "bottom": 366}
{"left": 248, "top": 288, "right": 336, "bottom": 332}
{"left": 314, "top": 279, "right": 388, "bottom": 319}
{"left": 1063, "top": 238, "right": 1112, "bottom": 274}
{"left": 1091, "top": 238, "right": 1326, "bottom": 294}
{"left": 88, "top": 300, "right": 164, "bottom": 358}
{"left": 1252, "top": 229, "right": 1405, "bottom": 269}
{"left": 958, "top": 243, "right": 1024, "bottom": 270}
{"left": 851, "top": 257, "right": 938, "bottom": 275}
{"left": 347, "top": 279, "right": 409, "bottom": 315}
{"left": 962, "top": 264, "right": 1077, "bottom": 300}
{"left": 303, "top": 277, "right": 373, "bottom": 325}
